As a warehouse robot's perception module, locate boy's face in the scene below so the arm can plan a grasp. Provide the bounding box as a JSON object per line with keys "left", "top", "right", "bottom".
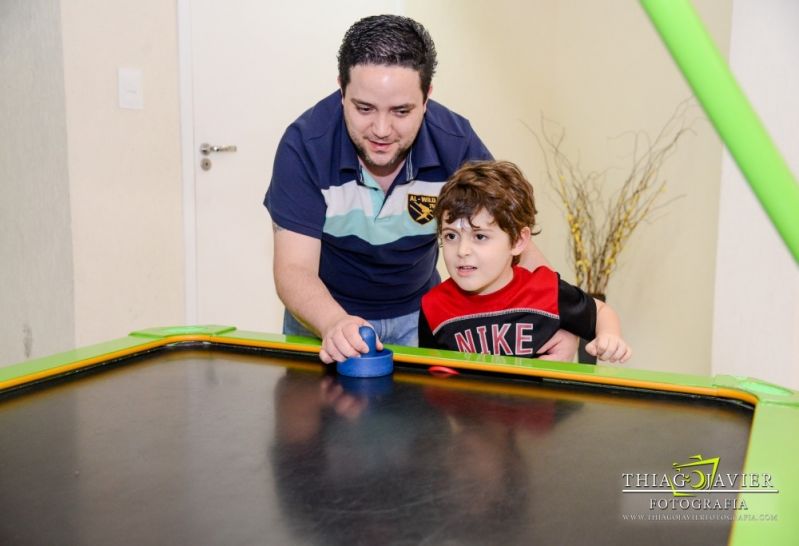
{"left": 440, "top": 208, "right": 529, "bottom": 295}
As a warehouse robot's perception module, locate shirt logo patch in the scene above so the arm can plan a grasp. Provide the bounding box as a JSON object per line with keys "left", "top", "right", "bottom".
{"left": 407, "top": 194, "right": 437, "bottom": 225}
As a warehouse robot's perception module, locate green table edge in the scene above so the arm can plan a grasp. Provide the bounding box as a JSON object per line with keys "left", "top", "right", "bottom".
{"left": 3, "top": 325, "right": 798, "bottom": 406}
{"left": 1, "top": 325, "right": 797, "bottom": 543}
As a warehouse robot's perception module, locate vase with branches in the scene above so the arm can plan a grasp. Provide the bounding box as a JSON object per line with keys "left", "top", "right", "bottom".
{"left": 529, "top": 101, "right": 696, "bottom": 362}
{"left": 530, "top": 101, "right": 696, "bottom": 296}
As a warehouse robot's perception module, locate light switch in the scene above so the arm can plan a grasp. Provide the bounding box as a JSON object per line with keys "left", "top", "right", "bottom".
{"left": 118, "top": 67, "right": 143, "bottom": 110}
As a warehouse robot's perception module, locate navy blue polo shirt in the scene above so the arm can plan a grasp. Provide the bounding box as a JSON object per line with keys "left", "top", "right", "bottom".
{"left": 264, "top": 90, "right": 491, "bottom": 319}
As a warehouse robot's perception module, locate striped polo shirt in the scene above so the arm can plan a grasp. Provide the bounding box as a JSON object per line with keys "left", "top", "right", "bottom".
{"left": 264, "top": 90, "right": 491, "bottom": 319}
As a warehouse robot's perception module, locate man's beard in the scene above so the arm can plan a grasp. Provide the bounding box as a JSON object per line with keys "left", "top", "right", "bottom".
{"left": 352, "top": 138, "right": 411, "bottom": 176}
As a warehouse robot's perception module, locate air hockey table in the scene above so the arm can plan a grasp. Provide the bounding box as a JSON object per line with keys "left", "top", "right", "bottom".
{"left": 1, "top": 325, "right": 796, "bottom": 545}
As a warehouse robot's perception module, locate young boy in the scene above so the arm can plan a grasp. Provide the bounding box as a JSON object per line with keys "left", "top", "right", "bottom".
{"left": 418, "top": 160, "right": 631, "bottom": 363}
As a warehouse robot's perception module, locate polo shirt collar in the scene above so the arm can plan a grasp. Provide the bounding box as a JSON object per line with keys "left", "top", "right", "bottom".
{"left": 408, "top": 116, "right": 443, "bottom": 178}
{"left": 338, "top": 116, "right": 362, "bottom": 182}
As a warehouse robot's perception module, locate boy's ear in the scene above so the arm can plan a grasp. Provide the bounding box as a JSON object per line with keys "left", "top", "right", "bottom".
{"left": 511, "top": 227, "right": 532, "bottom": 256}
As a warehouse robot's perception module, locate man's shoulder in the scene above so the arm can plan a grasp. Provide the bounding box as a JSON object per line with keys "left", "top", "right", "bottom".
{"left": 287, "top": 90, "right": 342, "bottom": 140}
{"left": 423, "top": 100, "right": 477, "bottom": 138}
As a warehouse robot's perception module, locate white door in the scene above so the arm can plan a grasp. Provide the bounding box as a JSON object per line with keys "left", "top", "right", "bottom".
{"left": 185, "top": 0, "right": 402, "bottom": 332}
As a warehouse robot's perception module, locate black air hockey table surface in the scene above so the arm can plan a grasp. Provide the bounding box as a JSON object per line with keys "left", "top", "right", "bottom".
{"left": 1, "top": 326, "right": 796, "bottom": 545}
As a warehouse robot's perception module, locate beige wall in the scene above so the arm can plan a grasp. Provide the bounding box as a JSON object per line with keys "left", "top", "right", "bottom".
{"left": 60, "top": 0, "right": 184, "bottom": 346}
{"left": 712, "top": 0, "right": 799, "bottom": 389}
{"left": 411, "top": 0, "right": 732, "bottom": 376}
{"left": 0, "top": 0, "right": 184, "bottom": 367}
{"left": 1, "top": 0, "right": 75, "bottom": 364}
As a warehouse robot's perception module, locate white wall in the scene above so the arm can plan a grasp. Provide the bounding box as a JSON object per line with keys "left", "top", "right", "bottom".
{"left": 0, "top": 0, "right": 75, "bottom": 364}
{"left": 182, "top": 0, "right": 405, "bottom": 333}
{"left": 711, "top": 0, "right": 799, "bottom": 389}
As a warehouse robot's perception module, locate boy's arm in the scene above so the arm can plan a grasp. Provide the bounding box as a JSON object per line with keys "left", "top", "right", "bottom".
{"left": 520, "top": 242, "right": 579, "bottom": 362}
{"left": 584, "top": 299, "right": 632, "bottom": 363}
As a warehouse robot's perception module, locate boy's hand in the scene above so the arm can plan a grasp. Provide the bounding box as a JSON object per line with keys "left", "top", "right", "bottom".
{"left": 584, "top": 335, "right": 632, "bottom": 363}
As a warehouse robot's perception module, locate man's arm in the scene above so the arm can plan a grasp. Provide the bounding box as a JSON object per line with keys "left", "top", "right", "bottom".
{"left": 273, "top": 225, "right": 379, "bottom": 363}
{"left": 517, "top": 239, "right": 549, "bottom": 270}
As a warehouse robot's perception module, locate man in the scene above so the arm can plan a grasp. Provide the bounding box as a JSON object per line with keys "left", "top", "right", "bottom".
{"left": 265, "top": 15, "right": 576, "bottom": 363}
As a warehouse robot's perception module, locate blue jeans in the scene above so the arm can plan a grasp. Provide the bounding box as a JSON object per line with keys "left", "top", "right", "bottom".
{"left": 282, "top": 308, "right": 419, "bottom": 347}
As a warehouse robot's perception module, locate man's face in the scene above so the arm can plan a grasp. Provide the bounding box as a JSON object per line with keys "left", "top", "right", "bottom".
{"left": 341, "top": 64, "right": 428, "bottom": 178}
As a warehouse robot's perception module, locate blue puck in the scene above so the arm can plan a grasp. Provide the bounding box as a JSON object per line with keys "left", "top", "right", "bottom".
{"left": 336, "top": 326, "right": 394, "bottom": 378}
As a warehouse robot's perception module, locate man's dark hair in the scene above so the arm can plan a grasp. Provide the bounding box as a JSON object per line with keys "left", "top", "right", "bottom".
{"left": 338, "top": 15, "right": 438, "bottom": 100}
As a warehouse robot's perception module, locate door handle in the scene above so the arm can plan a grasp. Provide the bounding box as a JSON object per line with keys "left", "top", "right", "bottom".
{"left": 200, "top": 143, "right": 238, "bottom": 155}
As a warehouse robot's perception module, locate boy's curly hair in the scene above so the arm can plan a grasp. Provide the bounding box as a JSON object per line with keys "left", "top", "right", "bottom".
{"left": 435, "top": 161, "right": 540, "bottom": 265}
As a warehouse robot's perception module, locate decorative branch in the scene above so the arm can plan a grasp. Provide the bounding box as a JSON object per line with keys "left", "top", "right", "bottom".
{"left": 528, "top": 100, "right": 697, "bottom": 295}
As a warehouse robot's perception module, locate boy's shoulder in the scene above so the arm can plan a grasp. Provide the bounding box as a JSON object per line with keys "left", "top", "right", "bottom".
{"left": 422, "top": 266, "right": 560, "bottom": 314}
{"left": 422, "top": 277, "right": 460, "bottom": 300}
{"left": 520, "top": 265, "right": 559, "bottom": 283}
{"left": 421, "top": 266, "right": 562, "bottom": 328}
{"left": 422, "top": 266, "right": 560, "bottom": 303}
